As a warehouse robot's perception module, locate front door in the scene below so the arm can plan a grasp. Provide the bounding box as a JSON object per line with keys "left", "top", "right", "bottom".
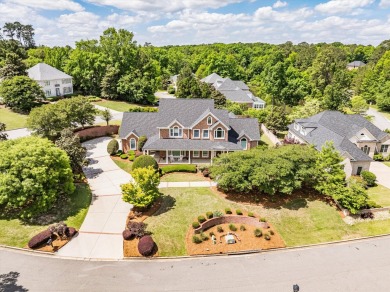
{"left": 56, "top": 88, "right": 61, "bottom": 96}
{"left": 357, "top": 167, "right": 363, "bottom": 175}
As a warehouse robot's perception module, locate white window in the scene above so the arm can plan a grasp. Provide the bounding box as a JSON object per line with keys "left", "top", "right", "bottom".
{"left": 44, "top": 81, "right": 50, "bottom": 86}
{"left": 193, "top": 129, "right": 200, "bottom": 138}
{"left": 254, "top": 103, "right": 264, "bottom": 109}
{"left": 202, "top": 151, "right": 208, "bottom": 158}
{"left": 207, "top": 116, "right": 212, "bottom": 125}
{"left": 63, "top": 87, "right": 72, "bottom": 94}
{"left": 45, "top": 90, "right": 51, "bottom": 97}
{"left": 214, "top": 127, "right": 225, "bottom": 139}
{"left": 62, "top": 79, "right": 72, "bottom": 84}
{"left": 193, "top": 151, "right": 200, "bottom": 158}
{"left": 202, "top": 130, "right": 209, "bottom": 139}
{"left": 361, "top": 145, "right": 370, "bottom": 155}
{"left": 241, "top": 138, "right": 248, "bottom": 150}
{"left": 130, "top": 138, "right": 136, "bottom": 150}
{"left": 380, "top": 145, "right": 389, "bottom": 153}
{"left": 169, "top": 126, "right": 183, "bottom": 138}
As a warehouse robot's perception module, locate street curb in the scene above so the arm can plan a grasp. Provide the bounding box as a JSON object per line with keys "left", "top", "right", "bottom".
{"left": 2, "top": 232, "right": 390, "bottom": 262}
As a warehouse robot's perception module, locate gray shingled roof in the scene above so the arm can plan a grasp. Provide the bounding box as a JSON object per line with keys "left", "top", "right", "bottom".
{"left": 229, "top": 118, "right": 261, "bottom": 141}
{"left": 232, "top": 80, "right": 249, "bottom": 91}
{"left": 288, "top": 111, "right": 389, "bottom": 162}
{"left": 347, "top": 61, "right": 366, "bottom": 68}
{"left": 119, "top": 112, "right": 159, "bottom": 138}
{"left": 219, "top": 89, "right": 253, "bottom": 103}
{"left": 201, "top": 73, "right": 223, "bottom": 84}
{"left": 27, "top": 63, "right": 72, "bottom": 81}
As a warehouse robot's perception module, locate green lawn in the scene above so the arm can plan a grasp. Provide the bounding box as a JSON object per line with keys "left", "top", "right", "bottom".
{"left": 0, "top": 108, "right": 28, "bottom": 130}
{"left": 383, "top": 162, "right": 390, "bottom": 167}
{"left": 371, "top": 105, "right": 390, "bottom": 121}
{"left": 93, "top": 100, "right": 150, "bottom": 112}
{"left": 94, "top": 120, "right": 122, "bottom": 126}
{"left": 113, "top": 159, "right": 133, "bottom": 173}
{"left": 161, "top": 172, "right": 208, "bottom": 182}
{"left": 260, "top": 133, "right": 274, "bottom": 147}
{"left": 0, "top": 184, "right": 92, "bottom": 247}
{"left": 367, "top": 184, "right": 390, "bottom": 207}
{"left": 145, "top": 187, "right": 390, "bottom": 256}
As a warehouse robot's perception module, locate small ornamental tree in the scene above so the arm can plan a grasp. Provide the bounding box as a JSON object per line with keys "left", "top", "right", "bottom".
{"left": 0, "top": 76, "right": 44, "bottom": 112}
{"left": 0, "top": 136, "right": 75, "bottom": 219}
{"left": 137, "top": 136, "right": 147, "bottom": 151}
{"left": 101, "top": 108, "right": 113, "bottom": 126}
{"left": 132, "top": 155, "right": 158, "bottom": 171}
{"left": 107, "top": 139, "right": 119, "bottom": 155}
{"left": 121, "top": 166, "right": 160, "bottom": 209}
{"left": 0, "top": 123, "right": 7, "bottom": 141}
{"left": 333, "top": 179, "right": 368, "bottom": 214}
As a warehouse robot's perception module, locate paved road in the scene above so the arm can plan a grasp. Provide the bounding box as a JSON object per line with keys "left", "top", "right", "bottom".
{"left": 2, "top": 235, "right": 390, "bottom": 291}
{"left": 155, "top": 91, "right": 176, "bottom": 99}
{"left": 370, "top": 162, "right": 390, "bottom": 189}
{"left": 3, "top": 127, "right": 31, "bottom": 139}
{"left": 367, "top": 107, "right": 390, "bottom": 130}
{"left": 57, "top": 137, "right": 132, "bottom": 259}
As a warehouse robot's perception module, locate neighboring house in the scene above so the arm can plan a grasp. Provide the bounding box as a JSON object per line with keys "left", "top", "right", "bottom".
{"left": 287, "top": 111, "right": 390, "bottom": 177}
{"left": 168, "top": 74, "right": 179, "bottom": 90}
{"left": 27, "top": 63, "right": 73, "bottom": 98}
{"left": 201, "top": 73, "right": 266, "bottom": 109}
{"left": 120, "top": 99, "right": 260, "bottom": 164}
{"left": 347, "top": 61, "right": 366, "bottom": 70}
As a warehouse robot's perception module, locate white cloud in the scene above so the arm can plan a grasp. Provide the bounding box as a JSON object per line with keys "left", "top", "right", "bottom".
{"left": 315, "top": 0, "right": 374, "bottom": 14}
{"left": 273, "top": 1, "right": 288, "bottom": 8}
{"left": 254, "top": 6, "right": 312, "bottom": 22}
{"left": 379, "top": 0, "right": 390, "bottom": 8}
{"left": 84, "top": 0, "right": 246, "bottom": 13}
{"left": 5, "top": 0, "right": 84, "bottom": 12}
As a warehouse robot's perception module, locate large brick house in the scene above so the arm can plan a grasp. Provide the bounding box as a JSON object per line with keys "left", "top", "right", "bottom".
{"left": 287, "top": 111, "right": 390, "bottom": 177}
{"left": 120, "top": 99, "right": 260, "bottom": 164}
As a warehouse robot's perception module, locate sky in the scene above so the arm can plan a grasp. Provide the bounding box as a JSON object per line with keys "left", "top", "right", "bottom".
{"left": 0, "top": 0, "right": 389, "bottom": 47}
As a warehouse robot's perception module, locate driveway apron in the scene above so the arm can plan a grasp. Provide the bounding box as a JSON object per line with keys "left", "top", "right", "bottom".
{"left": 370, "top": 162, "right": 390, "bottom": 189}
{"left": 57, "top": 137, "right": 133, "bottom": 259}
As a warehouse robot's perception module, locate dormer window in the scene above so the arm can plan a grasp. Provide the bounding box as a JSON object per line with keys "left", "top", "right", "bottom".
{"left": 207, "top": 116, "right": 212, "bottom": 125}
{"left": 169, "top": 126, "right": 183, "bottom": 138}
{"left": 214, "top": 127, "right": 225, "bottom": 139}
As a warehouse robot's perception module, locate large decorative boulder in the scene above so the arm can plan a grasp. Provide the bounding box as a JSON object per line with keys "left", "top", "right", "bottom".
{"left": 66, "top": 227, "right": 78, "bottom": 238}
{"left": 122, "top": 229, "right": 133, "bottom": 240}
{"left": 137, "top": 235, "right": 155, "bottom": 256}
{"left": 28, "top": 230, "right": 53, "bottom": 249}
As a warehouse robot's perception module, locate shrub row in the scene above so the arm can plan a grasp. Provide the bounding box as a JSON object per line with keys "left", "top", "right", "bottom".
{"left": 132, "top": 155, "right": 158, "bottom": 171}
{"left": 128, "top": 107, "right": 158, "bottom": 112}
{"left": 160, "top": 164, "right": 197, "bottom": 174}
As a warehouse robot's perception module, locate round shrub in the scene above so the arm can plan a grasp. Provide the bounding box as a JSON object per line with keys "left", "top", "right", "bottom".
{"left": 107, "top": 139, "right": 119, "bottom": 155}
{"left": 192, "top": 222, "right": 200, "bottom": 229}
{"left": 206, "top": 212, "right": 213, "bottom": 219}
{"left": 260, "top": 217, "right": 267, "bottom": 222}
{"left": 129, "top": 155, "right": 135, "bottom": 161}
{"left": 217, "top": 226, "right": 224, "bottom": 233}
{"left": 66, "top": 227, "right": 77, "bottom": 238}
{"left": 236, "top": 209, "right": 243, "bottom": 215}
{"left": 229, "top": 224, "right": 237, "bottom": 231}
{"left": 209, "top": 231, "right": 215, "bottom": 237}
{"left": 138, "top": 235, "right": 155, "bottom": 256}
{"left": 122, "top": 229, "right": 133, "bottom": 240}
{"left": 264, "top": 234, "right": 271, "bottom": 240}
{"left": 361, "top": 170, "right": 376, "bottom": 187}
{"left": 132, "top": 155, "right": 158, "bottom": 171}
{"left": 373, "top": 154, "right": 384, "bottom": 161}
{"left": 225, "top": 208, "right": 232, "bottom": 214}
{"left": 200, "top": 232, "right": 209, "bottom": 241}
{"left": 192, "top": 235, "right": 202, "bottom": 244}
{"left": 270, "top": 230, "right": 275, "bottom": 235}
{"left": 240, "top": 225, "right": 246, "bottom": 231}
{"left": 198, "top": 215, "right": 206, "bottom": 223}
{"left": 213, "top": 210, "right": 223, "bottom": 217}
{"left": 254, "top": 229, "right": 262, "bottom": 237}
{"left": 28, "top": 229, "right": 53, "bottom": 249}
{"left": 248, "top": 212, "right": 254, "bottom": 217}
{"left": 120, "top": 154, "right": 129, "bottom": 159}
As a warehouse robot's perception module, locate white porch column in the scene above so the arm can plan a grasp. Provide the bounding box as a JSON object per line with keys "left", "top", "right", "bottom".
{"left": 147, "top": 150, "right": 149, "bottom": 155}
{"left": 211, "top": 150, "right": 214, "bottom": 165}
{"left": 166, "top": 150, "right": 168, "bottom": 164}
{"left": 143, "top": 150, "right": 146, "bottom": 155}
{"left": 189, "top": 151, "right": 191, "bottom": 164}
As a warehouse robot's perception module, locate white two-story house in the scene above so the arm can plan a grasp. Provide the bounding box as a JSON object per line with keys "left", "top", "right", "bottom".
{"left": 27, "top": 63, "right": 73, "bottom": 98}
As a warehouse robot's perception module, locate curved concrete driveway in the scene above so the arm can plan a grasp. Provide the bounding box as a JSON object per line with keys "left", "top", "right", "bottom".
{"left": 370, "top": 162, "right": 390, "bottom": 189}
{"left": 2, "top": 236, "right": 390, "bottom": 291}
{"left": 58, "top": 137, "right": 133, "bottom": 259}
{"left": 367, "top": 107, "right": 390, "bottom": 131}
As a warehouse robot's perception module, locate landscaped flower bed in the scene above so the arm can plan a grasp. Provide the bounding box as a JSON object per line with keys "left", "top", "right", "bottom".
{"left": 186, "top": 210, "right": 285, "bottom": 255}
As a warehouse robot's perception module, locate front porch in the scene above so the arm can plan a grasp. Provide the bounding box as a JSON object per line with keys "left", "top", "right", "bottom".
{"left": 142, "top": 150, "right": 230, "bottom": 165}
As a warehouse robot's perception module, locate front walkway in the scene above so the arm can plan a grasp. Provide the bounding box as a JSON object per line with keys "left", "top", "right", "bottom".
{"left": 367, "top": 107, "right": 390, "bottom": 131}
{"left": 57, "top": 137, "right": 133, "bottom": 259}
{"left": 370, "top": 162, "right": 390, "bottom": 189}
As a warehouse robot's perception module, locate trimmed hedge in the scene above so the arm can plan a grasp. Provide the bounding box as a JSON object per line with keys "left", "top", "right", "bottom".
{"left": 107, "top": 139, "right": 119, "bottom": 155}
{"left": 120, "top": 154, "right": 129, "bottom": 159}
{"left": 138, "top": 235, "right": 155, "bottom": 256}
{"left": 198, "top": 215, "right": 206, "bottom": 223}
{"left": 160, "top": 164, "right": 197, "bottom": 174}
{"left": 192, "top": 221, "right": 200, "bottom": 229}
{"left": 206, "top": 211, "right": 213, "bottom": 219}
{"left": 361, "top": 170, "right": 376, "bottom": 187}
{"left": 28, "top": 230, "right": 53, "bottom": 249}
{"left": 128, "top": 107, "right": 158, "bottom": 113}
{"left": 132, "top": 155, "right": 159, "bottom": 171}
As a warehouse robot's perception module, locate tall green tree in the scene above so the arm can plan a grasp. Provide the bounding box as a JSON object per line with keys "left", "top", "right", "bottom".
{"left": 101, "top": 65, "right": 121, "bottom": 100}
{"left": 0, "top": 52, "right": 27, "bottom": 79}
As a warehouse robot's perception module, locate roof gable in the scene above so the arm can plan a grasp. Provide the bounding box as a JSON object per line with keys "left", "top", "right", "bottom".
{"left": 27, "top": 63, "right": 72, "bottom": 81}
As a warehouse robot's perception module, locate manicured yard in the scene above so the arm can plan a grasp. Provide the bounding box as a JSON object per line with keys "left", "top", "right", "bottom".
{"left": 367, "top": 184, "right": 390, "bottom": 207}
{"left": 95, "top": 120, "right": 122, "bottom": 126}
{"left": 0, "top": 184, "right": 91, "bottom": 247}
{"left": 383, "top": 162, "right": 390, "bottom": 167}
{"left": 0, "top": 107, "right": 28, "bottom": 130}
{"left": 160, "top": 172, "right": 208, "bottom": 182}
{"left": 145, "top": 187, "right": 390, "bottom": 256}
{"left": 93, "top": 100, "right": 153, "bottom": 112}
{"left": 371, "top": 105, "right": 390, "bottom": 121}
{"left": 260, "top": 133, "right": 274, "bottom": 147}
{"left": 113, "top": 159, "right": 133, "bottom": 173}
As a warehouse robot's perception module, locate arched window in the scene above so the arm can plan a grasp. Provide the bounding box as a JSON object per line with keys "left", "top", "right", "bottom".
{"left": 170, "top": 126, "right": 183, "bottom": 137}
{"left": 214, "top": 127, "right": 225, "bottom": 139}
{"left": 207, "top": 116, "right": 212, "bottom": 125}
{"left": 361, "top": 145, "right": 370, "bottom": 155}
{"left": 130, "top": 138, "right": 136, "bottom": 150}
{"left": 241, "top": 138, "right": 247, "bottom": 150}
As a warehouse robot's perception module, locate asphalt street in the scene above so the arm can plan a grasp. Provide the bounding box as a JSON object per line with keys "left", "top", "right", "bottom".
{"left": 2, "top": 235, "right": 390, "bottom": 291}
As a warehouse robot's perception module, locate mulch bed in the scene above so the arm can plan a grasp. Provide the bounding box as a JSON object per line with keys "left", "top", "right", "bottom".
{"left": 186, "top": 222, "right": 285, "bottom": 256}
{"left": 212, "top": 187, "right": 335, "bottom": 209}
{"left": 123, "top": 198, "right": 162, "bottom": 257}
{"left": 25, "top": 234, "right": 75, "bottom": 253}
